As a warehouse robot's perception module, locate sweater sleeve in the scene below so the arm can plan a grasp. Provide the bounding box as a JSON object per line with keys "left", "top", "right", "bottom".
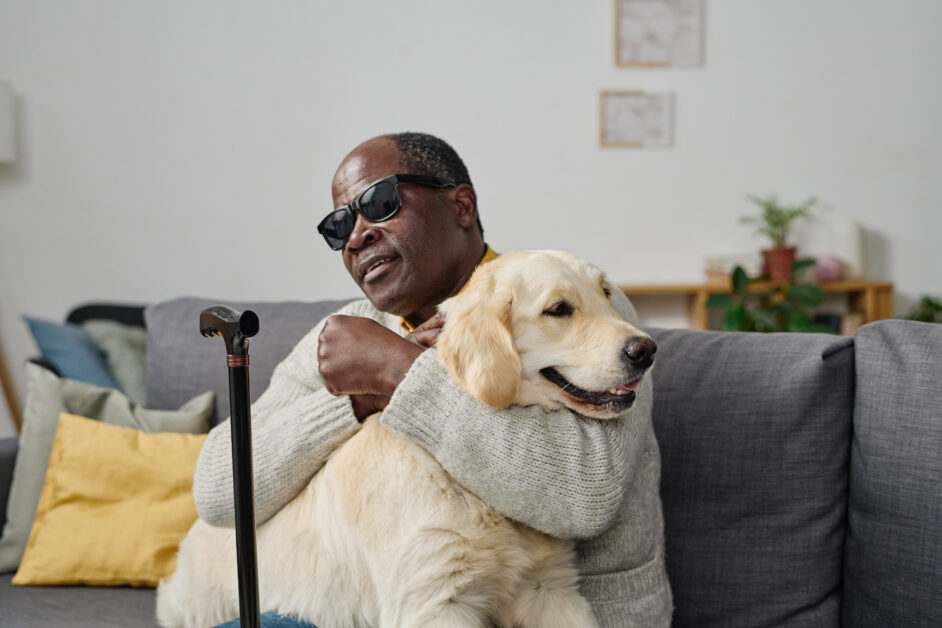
{"left": 192, "top": 300, "right": 376, "bottom": 527}
{"left": 379, "top": 290, "right": 648, "bottom": 540}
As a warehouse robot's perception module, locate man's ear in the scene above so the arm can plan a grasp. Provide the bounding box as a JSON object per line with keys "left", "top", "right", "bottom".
{"left": 436, "top": 265, "right": 520, "bottom": 408}
{"left": 452, "top": 184, "right": 478, "bottom": 230}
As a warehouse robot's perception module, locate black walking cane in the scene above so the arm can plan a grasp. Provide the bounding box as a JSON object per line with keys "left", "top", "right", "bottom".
{"left": 200, "top": 305, "right": 261, "bottom": 628}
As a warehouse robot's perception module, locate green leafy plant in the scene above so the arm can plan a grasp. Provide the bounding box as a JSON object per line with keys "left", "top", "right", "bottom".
{"left": 905, "top": 295, "right": 942, "bottom": 323}
{"left": 741, "top": 194, "right": 818, "bottom": 248}
{"left": 705, "top": 260, "right": 834, "bottom": 333}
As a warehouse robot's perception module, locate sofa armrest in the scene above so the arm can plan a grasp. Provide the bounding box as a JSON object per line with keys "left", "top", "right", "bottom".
{"left": 0, "top": 436, "right": 17, "bottom": 533}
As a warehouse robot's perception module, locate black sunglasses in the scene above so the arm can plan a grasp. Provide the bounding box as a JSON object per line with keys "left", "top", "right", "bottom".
{"left": 317, "top": 174, "right": 457, "bottom": 250}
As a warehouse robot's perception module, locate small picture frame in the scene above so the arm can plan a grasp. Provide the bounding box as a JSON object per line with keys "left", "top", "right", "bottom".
{"left": 614, "top": 0, "right": 703, "bottom": 67}
{"left": 599, "top": 91, "right": 673, "bottom": 148}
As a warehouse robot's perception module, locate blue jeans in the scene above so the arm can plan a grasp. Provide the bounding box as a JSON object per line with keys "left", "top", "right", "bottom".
{"left": 213, "top": 613, "right": 317, "bottom": 628}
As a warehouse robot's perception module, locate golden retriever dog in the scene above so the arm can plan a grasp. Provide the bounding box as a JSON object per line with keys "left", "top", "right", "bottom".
{"left": 157, "top": 250, "right": 656, "bottom": 628}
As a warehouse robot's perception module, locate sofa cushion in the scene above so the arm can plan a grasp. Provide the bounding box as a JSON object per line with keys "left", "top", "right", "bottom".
{"left": 843, "top": 320, "right": 942, "bottom": 627}
{"left": 23, "top": 316, "right": 119, "bottom": 389}
{"left": 647, "top": 328, "right": 855, "bottom": 628}
{"left": 81, "top": 320, "right": 148, "bottom": 406}
{"left": 13, "top": 414, "right": 206, "bottom": 587}
{"left": 0, "top": 364, "right": 212, "bottom": 573}
{"left": 0, "top": 573, "right": 158, "bottom": 627}
{"left": 145, "top": 297, "right": 353, "bottom": 426}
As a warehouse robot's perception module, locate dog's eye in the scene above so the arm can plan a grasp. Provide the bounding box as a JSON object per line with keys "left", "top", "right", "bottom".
{"left": 602, "top": 286, "right": 612, "bottom": 298}
{"left": 543, "top": 301, "right": 574, "bottom": 318}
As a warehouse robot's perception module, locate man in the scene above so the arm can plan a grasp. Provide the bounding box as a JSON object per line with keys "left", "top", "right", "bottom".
{"left": 194, "top": 132, "right": 672, "bottom": 627}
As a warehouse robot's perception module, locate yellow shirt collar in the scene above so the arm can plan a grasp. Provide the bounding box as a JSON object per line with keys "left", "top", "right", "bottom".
{"left": 400, "top": 243, "right": 499, "bottom": 332}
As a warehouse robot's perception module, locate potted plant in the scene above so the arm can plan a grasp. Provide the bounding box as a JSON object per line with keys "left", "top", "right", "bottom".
{"left": 741, "top": 194, "right": 817, "bottom": 281}
{"left": 905, "top": 295, "right": 942, "bottom": 323}
{"left": 705, "top": 260, "right": 834, "bottom": 333}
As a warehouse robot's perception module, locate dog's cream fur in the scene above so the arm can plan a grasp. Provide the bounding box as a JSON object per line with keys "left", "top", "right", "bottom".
{"left": 157, "top": 250, "right": 653, "bottom": 628}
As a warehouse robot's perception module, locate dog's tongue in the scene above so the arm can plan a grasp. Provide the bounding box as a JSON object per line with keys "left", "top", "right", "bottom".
{"left": 618, "top": 382, "right": 639, "bottom": 393}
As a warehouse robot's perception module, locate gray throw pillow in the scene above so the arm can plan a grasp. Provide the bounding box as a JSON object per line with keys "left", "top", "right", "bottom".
{"left": 82, "top": 320, "right": 148, "bottom": 406}
{"left": 647, "top": 328, "right": 855, "bottom": 628}
{"left": 843, "top": 320, "right": 942, "bottom": 627}
{"left": 145, "top": 297, "right": 353, "bottom": 426}
{"left": 0, "top": 363, "right": 213, "bottom": 573}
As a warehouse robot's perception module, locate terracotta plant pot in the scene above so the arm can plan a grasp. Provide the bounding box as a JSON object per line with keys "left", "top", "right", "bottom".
{"left": 762, "top": 246, "right": 797, "bottom": 282}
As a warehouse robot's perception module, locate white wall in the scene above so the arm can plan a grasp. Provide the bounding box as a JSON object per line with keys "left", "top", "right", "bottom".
{"left": 1, "top": 0, "right": 940, "bottom": 436}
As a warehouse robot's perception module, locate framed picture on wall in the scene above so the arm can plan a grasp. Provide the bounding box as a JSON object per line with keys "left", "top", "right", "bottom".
{"left": 599, "top": 90, "right": 673, "bottom": 148}
{"left": 615, "top": 0, "right": 703, "bottom": 67}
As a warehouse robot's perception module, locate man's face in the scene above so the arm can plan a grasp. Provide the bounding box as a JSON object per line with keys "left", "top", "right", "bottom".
{"left": 331, "top": 139, "right": 470, "bottom": 323}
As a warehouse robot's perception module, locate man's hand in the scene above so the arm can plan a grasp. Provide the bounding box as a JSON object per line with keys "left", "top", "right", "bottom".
{"left": 407, "top": 313, "right": 445, "bottom": 348}
{"left": 318, "top": 315, "right": 426, "bottom": 420}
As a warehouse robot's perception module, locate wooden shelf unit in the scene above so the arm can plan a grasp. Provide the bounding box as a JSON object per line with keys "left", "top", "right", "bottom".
{"left": 619, "top": 280, "right": 894, "bottom": 332}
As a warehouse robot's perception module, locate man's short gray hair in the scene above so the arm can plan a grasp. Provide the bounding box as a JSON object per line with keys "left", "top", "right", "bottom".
{"left": 387, "top": 132, "right": 483, "bottom": 237}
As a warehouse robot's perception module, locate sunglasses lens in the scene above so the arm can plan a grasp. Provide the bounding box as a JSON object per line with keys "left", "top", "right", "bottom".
{"left": 318, "top": 178, "right": 406, "bottom": 250}
{"left": 318, "top": 208, "right": 355, "bottom": 250}
{"left": 358, "top": 181, "right": 400, "bottom": 221}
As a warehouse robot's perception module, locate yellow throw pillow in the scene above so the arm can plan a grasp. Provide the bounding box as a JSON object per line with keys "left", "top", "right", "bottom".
{"left": 13, "top": 413, "right": 207, "bottom": 587}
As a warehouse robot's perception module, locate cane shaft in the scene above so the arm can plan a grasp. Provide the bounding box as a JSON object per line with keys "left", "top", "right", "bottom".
{"left": 228, "top": 363, "right": 260, "bottom": 628}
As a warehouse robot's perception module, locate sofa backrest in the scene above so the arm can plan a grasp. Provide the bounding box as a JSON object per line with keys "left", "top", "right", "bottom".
{"left": 843, "top": 320, "right": 942, "bottom": 627}
{"left": 145, "top": 297, "right": 353, "bottom": 425}
{"left": 648, "top": 327, "right": 855, "bottom": 628}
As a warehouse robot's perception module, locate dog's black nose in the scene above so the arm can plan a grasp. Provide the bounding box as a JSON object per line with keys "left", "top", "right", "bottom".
{"left": 623, "top": 337, "right": 657, "bottom": 370}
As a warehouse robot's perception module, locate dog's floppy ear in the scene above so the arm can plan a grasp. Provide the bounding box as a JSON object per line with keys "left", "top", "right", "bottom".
{"left": 436, "top": 267, "right": 520, "bottom": 409}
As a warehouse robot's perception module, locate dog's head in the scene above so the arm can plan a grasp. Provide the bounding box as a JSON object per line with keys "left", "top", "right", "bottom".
{"left": 436, "top": 250, "right": 655, "bottom": 420}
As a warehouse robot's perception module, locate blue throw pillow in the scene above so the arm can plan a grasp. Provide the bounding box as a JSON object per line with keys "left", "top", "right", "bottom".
{"left": 24, "top": 316, "right": 119, "bottom": 390}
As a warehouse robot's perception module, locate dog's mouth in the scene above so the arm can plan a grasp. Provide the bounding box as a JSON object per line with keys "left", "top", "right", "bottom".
{"left": 540, "top": 367, "right": 638, "bottom": 411}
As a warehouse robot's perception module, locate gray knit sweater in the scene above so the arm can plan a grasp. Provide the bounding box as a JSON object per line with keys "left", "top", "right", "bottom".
{"left": 193, "top": 292, "right": 672, "bottom": 626}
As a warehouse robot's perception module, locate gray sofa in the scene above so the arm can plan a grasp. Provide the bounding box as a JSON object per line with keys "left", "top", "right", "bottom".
{"left": 1, "top": 296, "right": 940, "bottom": 627}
